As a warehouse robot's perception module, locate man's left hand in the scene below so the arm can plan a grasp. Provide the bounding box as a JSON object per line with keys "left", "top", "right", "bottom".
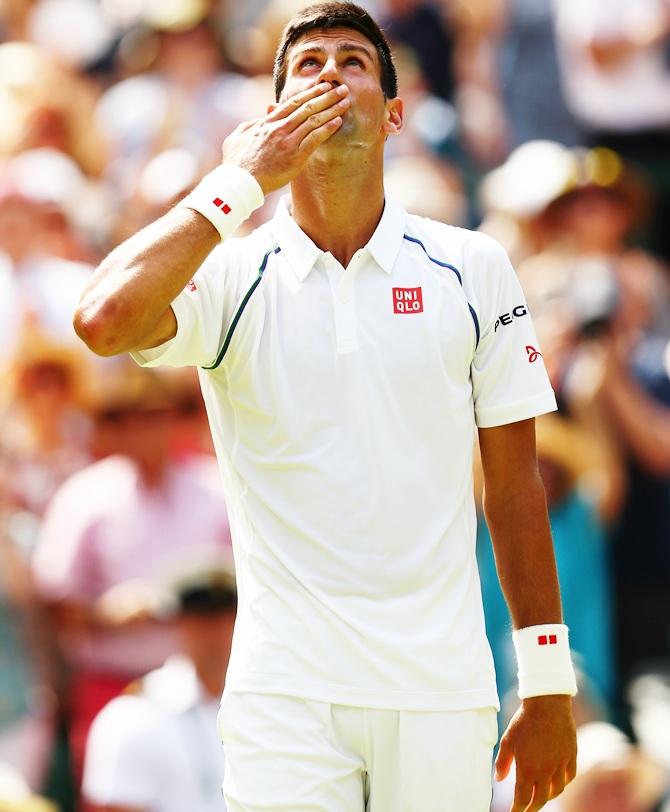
{"left": 495, "top": 695, "right": 577, "bottom": 812}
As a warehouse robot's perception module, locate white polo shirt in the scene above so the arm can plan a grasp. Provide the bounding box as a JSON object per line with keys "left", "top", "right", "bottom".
{"left": 134, "top": 196, "right": 556, "bottom": 711}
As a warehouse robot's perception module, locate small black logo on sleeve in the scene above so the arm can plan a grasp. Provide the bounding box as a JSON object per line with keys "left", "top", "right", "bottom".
{"left": 494, "top": 304, "right": 528, "bottom": 332}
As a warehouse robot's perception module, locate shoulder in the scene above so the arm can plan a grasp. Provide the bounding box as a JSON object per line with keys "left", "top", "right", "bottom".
{"left": 87, "top": 693, "right": 167, "bottom": 759}
{"left": 403, "top": 214, "right": 509, "bottom": 269}
{"left": 84, "top": 694, "right": 174, "bottom": 802}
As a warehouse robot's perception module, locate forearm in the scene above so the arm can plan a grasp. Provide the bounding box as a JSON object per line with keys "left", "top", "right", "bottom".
{"left": 483, "top": 473, "right": 563, "bottom": 628}
{"left": 74, "top": 206, "right": 219, "bottom": 356}
{"left": 602, "top": 357, "right": 670, "bottom": 476}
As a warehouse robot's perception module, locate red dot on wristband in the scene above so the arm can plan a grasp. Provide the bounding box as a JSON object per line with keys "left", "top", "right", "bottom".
{"left": 549, "top": 634, "right": 557, "bottom": 645}
{"left": 538, "top": 635, "right": 548, "bottom": 645}
{"left": 212, "top": 197, "right": 232, "bottom": 214}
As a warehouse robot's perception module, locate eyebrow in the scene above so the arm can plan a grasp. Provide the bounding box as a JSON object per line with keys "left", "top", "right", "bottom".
{"left": 291, "top": 42, "right": 374, "bottom": 62}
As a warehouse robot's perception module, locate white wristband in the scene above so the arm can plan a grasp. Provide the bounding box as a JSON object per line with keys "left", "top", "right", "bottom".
{"left": 512, "top": 624, "right": 578, "bottom": 699}
{"left": 177, "top": 164, "right": 264, "bottom": 241}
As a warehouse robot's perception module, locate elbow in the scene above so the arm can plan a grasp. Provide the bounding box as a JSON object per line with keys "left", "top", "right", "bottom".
{"left": 73, "top": 299, "right": 128, "bottom": 357}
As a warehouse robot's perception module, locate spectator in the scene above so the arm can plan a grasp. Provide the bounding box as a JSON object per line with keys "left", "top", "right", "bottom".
{"left": 0, "top": 329, "right": 93, "bottom": 521}
{"left": 0, "top": 330, "right": 94, "bottom": 794}
{"left": 553, "top": 0, "right": 670, "bottom": 260}
{"left": 0, "top": 148, "right": 110, "bottom": 368}
{"left": 0, "top": 533, "right": 55, "bottom": 794}
{"left": 498, "top": 0, "right": 583, "bottom": 149}
{"left": 596, "top": 336, "right": 670, "bottom": 696}
{"left": 31, "top": 363, "right": 232, "bottom": 797}
{"left": 450, "top": 0, "right": 583, "bottom": 168}
{"left": 82, "top": 559, "right": 236, "bottom": 812}
{"left": 628, "top": 670, "right": 670, "bottom": 778}
{"left": 0, "top": 42, "right": 105, "bottom": 176}
{"left": 380, "top": 0, "right": 456, "bottom": 102}
{"left": 94, "top": 10, "right": 247, "bottom": 198}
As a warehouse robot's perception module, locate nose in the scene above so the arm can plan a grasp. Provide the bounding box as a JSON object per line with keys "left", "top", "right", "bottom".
{"left": 317, "top": 57, "right": 341, "bottom": 87}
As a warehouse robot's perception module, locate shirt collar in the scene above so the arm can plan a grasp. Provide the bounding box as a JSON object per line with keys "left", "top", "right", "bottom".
{"left": 271, "top": 193, "right": 407, "bottom": 281}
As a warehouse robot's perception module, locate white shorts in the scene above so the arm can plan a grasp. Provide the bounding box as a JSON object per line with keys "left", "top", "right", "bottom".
{"left": 217, "top": 693, "right": 498, "bottom": 812}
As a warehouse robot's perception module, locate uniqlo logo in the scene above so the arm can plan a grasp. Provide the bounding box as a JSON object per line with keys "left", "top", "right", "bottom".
{"left": 538, "top": 634, "right": 558, "bottom": 646}
{"left": 212, "top": 198, "right": 231, "bottom": 214}
{"left": 393, "top": 286, "right": 423, "bottom": 314}
{"left": 186, "top": 279, "right": 197, "bottom": 292}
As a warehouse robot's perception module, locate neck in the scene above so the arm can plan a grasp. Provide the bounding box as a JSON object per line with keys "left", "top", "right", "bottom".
{"left": 289, "top": 149, "right": 385, "bottom": 267}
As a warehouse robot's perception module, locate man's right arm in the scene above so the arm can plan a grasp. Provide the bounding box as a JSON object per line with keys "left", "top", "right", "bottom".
{"left": 73, "top": 209, "right": 219, "bottom": 356}
{"left": 74, "top": 81, "right": 350, "bottom": 357}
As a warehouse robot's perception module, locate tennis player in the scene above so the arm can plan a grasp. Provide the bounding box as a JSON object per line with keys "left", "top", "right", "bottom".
{"left": 75, "top": 3, "right": 577, "bottom": 810}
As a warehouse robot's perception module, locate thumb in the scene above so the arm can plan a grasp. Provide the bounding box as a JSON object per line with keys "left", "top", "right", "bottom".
{"left": 494, "top": 735, "right": 514, "bottom": 782}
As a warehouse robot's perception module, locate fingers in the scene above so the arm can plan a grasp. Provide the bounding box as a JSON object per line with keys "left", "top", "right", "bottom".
{"left": 297, "top": 115, "right": 343, "bottom": 156}
{"left": 495, "top": 736, "right": 514, "bottom": 781}
{"left": 510, "top": 769, "right": 572, "bottom": 812}
{"left": 549, "top": 767, "right": 566, "bottom": 800}
{"left": 510, "top": 778, "right": 551, "bottom": 812}
{"left": 267, "top": 82, "right": 335, "bottom": 122}
{"left": 526, "top": 783, "right": 550, "bottom": 812}
{"left": 293, "top": 96, "right": 350, "bottom": 146}
{"left": 238, "top": 118, "right": 259, "bottom": 133}
{"left": 510, "top": 775, "right": 533, "bottom": 812}
{"left": 282, "top": 84, "right": 349, "bottom": 132}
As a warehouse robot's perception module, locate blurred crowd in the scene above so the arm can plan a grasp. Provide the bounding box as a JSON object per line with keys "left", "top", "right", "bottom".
{"left": 1, "top": 0, "right": 670, "bottom": 810}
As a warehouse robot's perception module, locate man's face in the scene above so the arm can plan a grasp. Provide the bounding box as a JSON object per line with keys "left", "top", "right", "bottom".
{"left": 281, "top": 27, "right": 401, "bottom": 152}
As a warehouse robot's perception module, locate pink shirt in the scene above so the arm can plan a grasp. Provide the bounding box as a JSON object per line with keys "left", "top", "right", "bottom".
{"left": 32, "top": 455, "right": 231, "bottom": 676}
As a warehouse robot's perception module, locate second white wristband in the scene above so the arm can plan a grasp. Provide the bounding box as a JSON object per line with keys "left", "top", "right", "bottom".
{"left": 512, "top": 624, "right": 578, "bottom": 699}
{"left": 177, "top": 164, "right": 264, "bottom": 241}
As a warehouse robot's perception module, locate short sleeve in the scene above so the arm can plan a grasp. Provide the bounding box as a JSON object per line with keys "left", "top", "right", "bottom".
{"left": 131, "top": 248, "right": 228, "bottom": 369}
{"left": 463, "top": 233, "right": 557, "bottom": 428}
{"left": 83, "top": 696, "right": 164, "bottom": 808}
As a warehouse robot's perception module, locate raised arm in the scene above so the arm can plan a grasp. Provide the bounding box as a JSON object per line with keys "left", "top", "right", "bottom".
{"left": 478, "top": 418, "right": 577, "bottom": 812}
{"left": 73, "top": 81, "right": 350, "bottom": 356}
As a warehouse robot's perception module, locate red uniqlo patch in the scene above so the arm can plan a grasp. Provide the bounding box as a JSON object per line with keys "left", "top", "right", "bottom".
{"left": 212, "top": 198, "right": 231, "bottom": 214}
{"left": 538, "top": 634, "right": 558, "bottom": 646}
{"left": 186, "top": 279, "right": 197, "bottom": 292}
{"left": 392, "top": 286, "right": 423, "bottom": 314}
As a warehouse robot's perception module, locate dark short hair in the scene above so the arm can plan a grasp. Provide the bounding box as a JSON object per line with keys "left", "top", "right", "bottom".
{"left": 179, "top": 583, "right": 237, "bottom": 614}
{"left": 273, "top": 2, "right": 398, "bottom": 102}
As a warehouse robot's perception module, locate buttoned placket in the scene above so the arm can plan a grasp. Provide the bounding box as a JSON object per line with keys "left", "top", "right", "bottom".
{"left": 322, "top": 250, "right": 366, "bottom": 354}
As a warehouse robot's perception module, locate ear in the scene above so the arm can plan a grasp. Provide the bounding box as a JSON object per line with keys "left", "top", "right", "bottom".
{"left": 383, "top": 97, "right": 404, "bottom": 137}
